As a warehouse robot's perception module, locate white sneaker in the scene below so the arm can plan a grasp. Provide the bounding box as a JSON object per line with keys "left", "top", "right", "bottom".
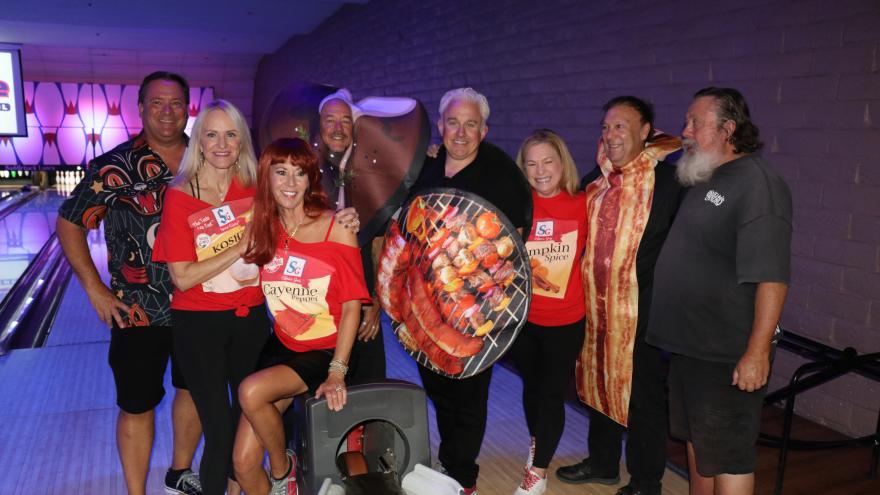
{"left": 513, "top": 467, "right": 546, "bottom": 495}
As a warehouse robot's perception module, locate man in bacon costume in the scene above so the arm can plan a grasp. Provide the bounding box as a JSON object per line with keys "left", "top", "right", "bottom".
{"left": 557, "top": 96, "right": 682, "bottom": 495}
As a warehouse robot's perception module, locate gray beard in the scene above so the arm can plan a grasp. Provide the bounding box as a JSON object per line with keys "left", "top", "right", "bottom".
{"left": 676, "top": 148, "right": 723, "bottom": 186}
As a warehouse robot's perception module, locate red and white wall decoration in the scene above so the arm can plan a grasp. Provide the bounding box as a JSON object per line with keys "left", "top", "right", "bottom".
{"left": 0, "top": 81, "right": 214, "bottom": 166}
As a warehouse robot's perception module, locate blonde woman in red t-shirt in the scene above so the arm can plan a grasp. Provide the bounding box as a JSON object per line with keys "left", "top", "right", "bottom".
{"left": 231, "top": 138, "right": 369, "bottom": 495}
{"left": 152, "top": 99, "right": 267, "bottom": 495}
{"left": 510, "top": 129, "right": 588, "bottom": 495}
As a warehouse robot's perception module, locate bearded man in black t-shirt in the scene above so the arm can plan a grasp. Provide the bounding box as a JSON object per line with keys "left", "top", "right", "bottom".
{"left": 647, "top": 87, "right": 792, "bottom": 495}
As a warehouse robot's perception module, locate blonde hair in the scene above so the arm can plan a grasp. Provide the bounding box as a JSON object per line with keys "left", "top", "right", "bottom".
{"left": 516, "top": 129, "right": 579, "bottom": 196}
{"left": 172, "top": 99, "right": 257, "bottom": 188}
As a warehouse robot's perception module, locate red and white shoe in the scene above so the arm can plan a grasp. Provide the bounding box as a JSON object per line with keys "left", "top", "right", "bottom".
{"left": 462, "top": 485, "right": 478, "bottom": 495}
{"left": 513, "top": 466, "right": 546, "bottom": 495}
{"left": 525, "top": 436, "right": 536, "bottom": 468}
{"left": 269, "top": 449, "right": 297, "bottom": 495}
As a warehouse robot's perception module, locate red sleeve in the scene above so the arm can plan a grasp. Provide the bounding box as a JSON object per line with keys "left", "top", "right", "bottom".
{"left": 152, "top": 189, "right": 198, "bottom": 263}
{"left": 333, "top": 245, "right": 371, "bottom": 304}
{"left": 574, "top": 191, "right": 588, "bottom": 254}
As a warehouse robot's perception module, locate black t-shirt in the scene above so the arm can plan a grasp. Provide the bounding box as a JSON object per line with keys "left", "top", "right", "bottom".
{"left": 582, "top": 161, "right": 685, "bottom": 340}
{"left": 646, "top": 154, "right": 792, "bottom": 363}
{"left": 411, "top": 141, "right": 532, "bottom": 234}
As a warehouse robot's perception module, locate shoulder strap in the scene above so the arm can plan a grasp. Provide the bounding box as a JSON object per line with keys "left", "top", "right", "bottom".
{"left": 323, "top": 215, "right": 334, "bottom": 242}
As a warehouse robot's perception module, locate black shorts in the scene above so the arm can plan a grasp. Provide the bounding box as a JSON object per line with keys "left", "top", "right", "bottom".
{"left": 258, "top": 333, "right": 334, "bottom": 395}
{"left": 108, "top": 325, "right": 187, "bottom": 414}
{"left": 668, "top": 354, "right": 767, "bottom": 476}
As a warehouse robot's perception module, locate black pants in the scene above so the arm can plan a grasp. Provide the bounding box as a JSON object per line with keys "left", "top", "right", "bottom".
{"left": 587, "top": 328, "right": 668, "bottom": 490}
{"left": 417, "top": 364, "right": 493, "bottom": 488}
{"left": 510, "top": 318, "right": 585, "bottom": 468}
{"left": 172, "top": 306, "right": 270, "bottom": 495}
{"left": 347, "top": 313, "right": 386, "bottom": 385}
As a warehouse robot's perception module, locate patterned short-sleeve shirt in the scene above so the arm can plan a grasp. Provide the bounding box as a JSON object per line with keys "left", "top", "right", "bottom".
{"left": 58, "top": 133, "right": 184, "bottom": 327}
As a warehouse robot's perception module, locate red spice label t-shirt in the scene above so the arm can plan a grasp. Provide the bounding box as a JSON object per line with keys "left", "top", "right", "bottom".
{"left": 528, "top": 217, "right": 579, "bottom": 299}
{"left": 525, "top": 190, "right": 587, "bottom": 326}
{"left": 261, "top": 235, "right": 369, "bottom": 352}
{"left": 188, "top": 197, "right": 258, "bottom": 293}
{"left": 152, "top": 178, "right": 263, "bottom": 311}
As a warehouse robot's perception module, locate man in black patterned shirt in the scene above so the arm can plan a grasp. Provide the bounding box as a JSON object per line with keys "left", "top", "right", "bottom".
{"left": 57, "top": 72, "right": 202, "bottom": 495}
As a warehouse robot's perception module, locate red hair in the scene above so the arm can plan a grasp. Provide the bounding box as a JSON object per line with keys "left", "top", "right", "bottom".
{"left": 244, "top": 138, "right": 329, "bottom": 265}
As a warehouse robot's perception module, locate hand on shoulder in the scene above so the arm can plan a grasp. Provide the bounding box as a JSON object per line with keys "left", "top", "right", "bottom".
{"left": 327, "top": 210, "right": 358, "bottom": 247}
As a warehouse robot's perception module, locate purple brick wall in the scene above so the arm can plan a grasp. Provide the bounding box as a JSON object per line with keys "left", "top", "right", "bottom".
{"left": 254, "top": 0, "right": 880, "bottom": 437}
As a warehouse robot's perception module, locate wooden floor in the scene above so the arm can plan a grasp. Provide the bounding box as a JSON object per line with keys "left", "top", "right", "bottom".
{"left": 0, "top": 267, "right": 687, "bottom": 494}
{"left": 2, "top": 227, "right": 874, "bottom": 494}
{"left": 666, "top": 406, "right": 880, "bottom": 495}
{"left": 384, "top": 331, "right": 688, "bottom": 495}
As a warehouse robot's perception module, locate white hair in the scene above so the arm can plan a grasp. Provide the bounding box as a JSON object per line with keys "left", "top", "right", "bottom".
{"left": 438, "top": 87, "right": 490, "bottom": 128}
{"left": 675, "top": 139, "right": 724, "bottom": 186}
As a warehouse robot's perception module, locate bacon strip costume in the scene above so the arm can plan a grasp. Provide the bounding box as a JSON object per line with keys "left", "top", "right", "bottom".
{"left": 577, "top": 134, "right": 680, "bottom": 425}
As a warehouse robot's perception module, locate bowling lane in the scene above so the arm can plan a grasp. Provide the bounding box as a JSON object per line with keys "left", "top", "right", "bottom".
{"left": 0, "top": 183, "right": 108, "bottom": 346}
{"left": 0, "top": 189, "right": 27, "bottom": 216}
{"left": 0, "top": 189, "right": 66, "bottom": 302}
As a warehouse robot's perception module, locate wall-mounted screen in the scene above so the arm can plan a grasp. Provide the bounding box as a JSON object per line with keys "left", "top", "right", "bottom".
{"left": 0, "top": 44, "right": 26, "bottom": 137}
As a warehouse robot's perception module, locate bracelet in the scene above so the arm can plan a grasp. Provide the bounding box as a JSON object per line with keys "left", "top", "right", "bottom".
{"left": 328, "top": 359, "right": 349, "bottom": 377}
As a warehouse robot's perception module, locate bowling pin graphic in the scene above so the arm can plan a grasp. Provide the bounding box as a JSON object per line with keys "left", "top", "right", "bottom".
{"left": 121, "top": 84, "right": 140, "bottom": 139}
{"left": 35, "top": 82, "right": 64, "bottom": 166}
{"left": 102, "top": 85, "right": 127, "bottom": 152}
{"left": 0, "top": 137, "right": 16, "bottom": 165}
{"left": 79, "top": 84, "right": 104, "bottom": 161}
{"left": 58, "top": 83, "right": 86, "bottom": 166}
{"left": 185, "top": 87, "right": 200, "bottom": 134}
{"left": 12, "top": 82, "right": 44, "bottom": 165}
{"left": 190, "top": 87, "right": 214, "bottom": 135}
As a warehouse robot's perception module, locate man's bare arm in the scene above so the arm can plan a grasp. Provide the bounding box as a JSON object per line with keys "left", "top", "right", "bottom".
{"left": 733, "top": 281, "right": 788, "bottom": 392}
{"left": 355, "top": 236, "right": 386, "bottom": 341}
{"left": 56, "top": 217, "right": 130, "bottom": 328}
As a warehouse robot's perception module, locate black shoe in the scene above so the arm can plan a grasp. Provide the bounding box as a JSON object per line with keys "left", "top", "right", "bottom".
{"left": 164, "top": 468, "right": 202, "bottom": 495}
{"left": 555, "top": 458, "right": 620, "bottom": 485}
{"left": 615, "top": 484, "right": 661, "bottom": 495}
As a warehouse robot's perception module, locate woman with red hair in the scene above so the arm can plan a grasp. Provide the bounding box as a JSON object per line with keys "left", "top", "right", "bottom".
{"left": 232, "top": 138, "right": 369, "bottom": 495}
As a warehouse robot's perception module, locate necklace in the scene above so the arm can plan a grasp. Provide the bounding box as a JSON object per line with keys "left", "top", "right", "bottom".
{"left": 190, "top": 171, "right": 230, "bottom": 204}
{"left": 282, "top": 215, "right": 305, "bottom": 253}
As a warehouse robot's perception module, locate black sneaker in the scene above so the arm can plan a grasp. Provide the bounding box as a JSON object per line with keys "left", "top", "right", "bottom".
{"left": 555, "top": 458, "right": 619, "bottom": 485}
{"left": 165, "top": 469, "right": 202, "bottom": 495}
{"left": 616, "top": 484, "right": 662, "bottom": 495}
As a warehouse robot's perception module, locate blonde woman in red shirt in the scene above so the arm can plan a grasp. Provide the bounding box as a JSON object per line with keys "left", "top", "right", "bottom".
{"left": 510, "top": 129, "right": 587, "bottom": 495}
{"left": 152, "top": 100, "right": 267, "bottom": 495}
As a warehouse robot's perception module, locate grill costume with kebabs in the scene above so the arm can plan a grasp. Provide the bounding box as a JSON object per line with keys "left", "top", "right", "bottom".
{"left": 408, "top": 141, "right": 531, "bottom": 489}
